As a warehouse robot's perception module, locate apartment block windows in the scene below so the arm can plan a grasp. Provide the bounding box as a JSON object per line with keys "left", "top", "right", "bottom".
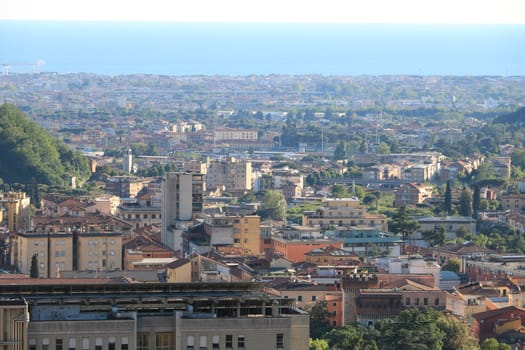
{"left": 55, "top": 339, "right": 63, "bottom": 350}
{"left": 237, "top": 335, "right": 245, "bottom": 350}
{"left": 212, "top": 336, "right": 219, "bottom": 350}
{"left": 276, "top": 333, "right": 284, "bottom": 349}
{"left": 225, "top": 335, "right": 233, "bottom": 350}
{"left": 137, "top": 334, "right": 149, "bottom": 350}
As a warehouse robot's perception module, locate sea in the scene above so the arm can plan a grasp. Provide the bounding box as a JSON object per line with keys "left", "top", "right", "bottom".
{"left": 0, "top": 21, "right": 524, "bottom": 76}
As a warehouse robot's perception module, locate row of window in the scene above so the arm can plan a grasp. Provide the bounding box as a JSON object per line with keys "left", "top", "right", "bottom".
{"left": 30, "top": 333, "right": 285, "bottom": 350}
{"left": 405, "top": 297, "right": 440, "bottom": 306}
{"left": 29, "top": 337, "right": 128, "bottom": 350}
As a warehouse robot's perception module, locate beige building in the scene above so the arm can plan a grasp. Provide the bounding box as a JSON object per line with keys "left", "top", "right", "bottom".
{"left": 207, "top": 157, "right": 252, "bottom": 194}
{"left": 12, "top": 232, "right": 73, "bottom": 278}
{"left": 0, "top": 191, "right": 31, "bottom": 233}
{"left": 76, "top": 232, "right": 123, "bottom": 271}
{"left": 12, "top": 230, "right": 122, "bottom": 277}
{"left": 166, "top": 258, "right": 192, "bottom": 282}
{"left": 0, "top": 299, "right": 28, "bottom": 350}
{"left": 204, "top": 215, "right": 261, "bottom": 255}
{"left": 302, "top": 198, "right": 388, "bottom": 231}
{"left": 214, "top": 128, "right": 258, "bottom": 142}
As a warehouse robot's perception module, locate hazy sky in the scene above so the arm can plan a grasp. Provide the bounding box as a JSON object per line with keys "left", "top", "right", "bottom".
{"left": 2, "top": 0, "right": 525, "bottom": 24}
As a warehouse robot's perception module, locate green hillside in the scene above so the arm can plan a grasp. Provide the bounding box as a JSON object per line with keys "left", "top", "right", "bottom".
{"left": 0, "top": 104, "right": 91, "bottom": 187}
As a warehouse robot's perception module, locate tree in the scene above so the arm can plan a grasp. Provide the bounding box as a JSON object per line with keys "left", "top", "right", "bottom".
{"left": 323, "top": 324, "right": 378, "bottom": 350}
{"left": 332, "top": 184, "right": 351, "bottom": 198}
{"left": 257, "top": 190, "right": 287, "bottom": 220}
{"left": 30, "top": 254, "right": 39, "bottom": 278}
{"left": 444, "top": 180, "right": 453, "bottom": 215}
{"left": 458, "top": 188, "right": 473, "bottom": 217}
{"left": 389, "top": 205, "right": 420, "bottom": 238}
{"left": 442, "top": 258, "right": 460, "bottom": 273}
{"left": 376, "top": 308, "right": 445, "bottom": 350}
{"left": 376, "top": 141, "right": 391, "bottom": 155}
{"left": 308, "top": 338, "right": 329, "bottom": 350}
{"left": 333, "top": 141, "right": 346, "bottom": 161}
{"left": 305, "top": 301, "right": 333, "bottom": 339}
{"left": 480, "top": 338, "right": 512, "bottom": 350}
{"left": 473, "top": 185, "right": 481, "bottom": 218}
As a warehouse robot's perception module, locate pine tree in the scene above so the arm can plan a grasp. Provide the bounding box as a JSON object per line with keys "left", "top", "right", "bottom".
{"left": 30, "top": 254, "right": 39, "bottom": 278}
{"left": 444, "top": 180, "right": 452, "bottom": 215}
{"left": 458, "top": 188, "right": 473, "bottom": 217}
{"left": 472, "top": 185, "right": 480, "bottom": 218}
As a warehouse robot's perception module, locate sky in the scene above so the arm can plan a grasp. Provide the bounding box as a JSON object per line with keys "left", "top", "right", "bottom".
{"left": 2, "top": 0, "right": 525, "bottom": 24}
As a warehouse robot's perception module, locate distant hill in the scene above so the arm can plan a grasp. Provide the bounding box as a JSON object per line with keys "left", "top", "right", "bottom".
{"left": 0, "top": 104, "right": 91, "bottom": 187}
{"left": 493, "top": 107, "right": 525, "bottom": 125}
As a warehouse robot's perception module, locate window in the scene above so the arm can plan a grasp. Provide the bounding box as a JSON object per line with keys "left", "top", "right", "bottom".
{"left": 137, "top": 334, "right": 149, "bottom": 350}
{"left": 186, "top": 336, "right": 194, "bottom": 350}
{"left": 238, "top": 336, "right": 245, "bottom": 349}
{"left": 424, "top": 298, "right": 428, "bottom": 306}
{"left": 69, "top": 338, "right": 76, "bottom": 350}
{"left": 276, "top": 333, "right": 284, "bottom": 349}
{"left": 415, "top": 297, "right": 420, "bottom": 306}
{"left": 434, "top": 298, "right": 440, "bottom": 306}
{"left": 199, "top": 335, "right": 207, "bottom": 350}
{"left": 406, "top": 297, "right": 410, "bottom": 305}
{"left": 81, "top": 338, "right": 89, "bottom": 350}
{"left": 226, "top": 335, "right": 233, "bottom": 349}
{"left": 311, "top": 295, "right": 317, "bottom": 301}
{"left": 56, "top": 339, "right": 63, "bottom": 350}
{"left": 156, "top": 333, "right": 174, "bottom": 350}
{"left": 212, "top": 336, "right": 219, "bottom": 349}
{"left": 108, "top": 343, "right": 115, "bottom": 350}
{"left": 297, "top": 295, "right": 303, "bottom": 302}
{"left": 30, "top": 346, "right": 36, "bottom": 350}
{"left": 95, "top": 337, "right": 103, "bottom": 350}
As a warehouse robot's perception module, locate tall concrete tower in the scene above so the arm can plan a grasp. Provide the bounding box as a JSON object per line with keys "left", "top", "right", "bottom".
{"left": 161, "top": 172, "right": 204, "bottom": 252}
{"left": 123, "top": 149, "right": 133, "bottom": 173}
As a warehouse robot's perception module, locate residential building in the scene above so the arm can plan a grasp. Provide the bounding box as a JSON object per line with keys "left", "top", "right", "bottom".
{"left": 204, "top": 215, "right": 261, "bottom": 255}
{"left": 166, "top": 258, "right": 192, "bottom": 282}
{"left": 490, "top": 156, "right": 512, "bottom": 178}
{"left": 326, "top": 229, "right": 403, "bottom": 257}
{"left": 417, "top": 216, "right": 477, "bottom": 240}
{"left": 207, "top": 157, "right": 253, "bottom": 194}
{"left": 272, "top": 237, "right": 342, "bottom": 263}
{"left": 117, "top": 192, "right": 161, "bottom": 230}
{"left": 394, "top": 182, "right": 434, "bottom": 207}
{"left": 304, "top": 245, "right": 360, "bottom": 266}
{"left": 501, "top": 194, "right": 525, "bottom": 211}
{"left": 302, "top": 198, "right": 388, "bottom": 231}
{"left": 0, "top": 191, "right": 31, "bottom": 233}
{"left": 161, "top": 172, "right": 204, "bottom": 252}
{"left": 105, "top": 176, "right": 145, "bottom": 198}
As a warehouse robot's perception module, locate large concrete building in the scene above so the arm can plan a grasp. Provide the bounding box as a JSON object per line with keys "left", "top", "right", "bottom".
{"left": 12, "top": 230, "right": 122, "bottom": 278}
{"left": 207, "top": 157, "right": 252, "bottom": 195}
{"left": 161, "top": 172, "right": 204, "bottom": 252}
{"left": 0, "top": 281, "right": 309, "bottom": 350}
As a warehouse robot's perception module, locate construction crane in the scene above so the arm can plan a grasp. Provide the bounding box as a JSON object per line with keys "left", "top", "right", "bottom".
{"left": 1, "top": 60, "right": 45, "bottom": 75}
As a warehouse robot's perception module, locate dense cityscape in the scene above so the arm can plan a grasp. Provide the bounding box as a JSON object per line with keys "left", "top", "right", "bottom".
{"left": 1, "top": 71, "right": 525, "bottom": 349}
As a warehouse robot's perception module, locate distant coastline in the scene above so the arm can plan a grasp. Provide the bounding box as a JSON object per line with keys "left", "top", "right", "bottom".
{"left": 1, "top": 21, "right": 524, "bottom": 76}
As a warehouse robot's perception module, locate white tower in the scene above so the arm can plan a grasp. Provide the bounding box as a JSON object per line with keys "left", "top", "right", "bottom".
{"left": 123, "top": 149, "right": 133, "bottom": 173}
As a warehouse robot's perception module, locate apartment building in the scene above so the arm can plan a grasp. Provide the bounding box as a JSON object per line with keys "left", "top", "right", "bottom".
{"left": 12, "top": 230, "right": 122, "bottom": 277}
{"left": 302, "top": 198, "right": 388, "bottom": 231}
{"left": 206, "top": 157, "right": 252, "bottom": 194}
{"left": 204, "top": 215, "right": 261, "bottom": 255}
{"left": 161, "top": 172, "right": 204, "bottom": 252}
{"left": 0, "top": 191, "right": 31, "bottom": 233}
